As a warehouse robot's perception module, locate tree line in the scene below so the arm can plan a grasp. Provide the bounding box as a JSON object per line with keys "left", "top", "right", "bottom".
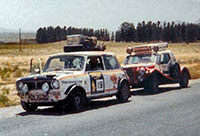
{"left": 36, "top": 21, "right": 200, "bottom": 43}
{"left": 115, "top": 21, "right": 200, "bottom": 43}
{"left": 36, "top": 26, "right": 110, "bottom": 43}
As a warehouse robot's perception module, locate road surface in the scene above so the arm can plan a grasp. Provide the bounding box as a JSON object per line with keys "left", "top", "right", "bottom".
{"left": 0, "top": 80, "right": 200, "bottom": 136}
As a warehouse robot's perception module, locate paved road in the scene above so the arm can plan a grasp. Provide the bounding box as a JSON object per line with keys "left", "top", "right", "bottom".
{"left": 0, "top": 80, "right": 200, "bottom": 136}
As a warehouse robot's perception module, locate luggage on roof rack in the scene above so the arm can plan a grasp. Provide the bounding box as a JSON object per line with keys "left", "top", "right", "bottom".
{"left": 63, "top": 34, "right": 106, "bottom": 52}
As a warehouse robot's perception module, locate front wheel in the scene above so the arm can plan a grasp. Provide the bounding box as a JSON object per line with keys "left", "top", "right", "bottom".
{"left": 179, "top": 71, "right": 189, "bottom": 88}
{"left": 21, "top": 101, "right": 38, "bottom": 112}
{"left": 116, "top": 83, "right": 130, "bottom": 102}
{"left": 68, "top": 91, "right": 86, "bottom": 112}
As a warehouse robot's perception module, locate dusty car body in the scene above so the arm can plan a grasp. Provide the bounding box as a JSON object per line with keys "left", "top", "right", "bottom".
{"left": 16, "top": 35, "right": 130, "bottom": 112}
{"left": 122, "top": 42, "right": 190, "bottom": 93}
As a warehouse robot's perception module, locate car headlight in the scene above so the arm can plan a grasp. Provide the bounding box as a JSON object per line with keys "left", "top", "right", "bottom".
{"left": 42, "top": 82, "right": 50, "bottom": 92}
{"left": 22, "top": 84, "right": 28, "bottom": 93}
{"left": 51, "top": 80, "right": 60, "bottom": 89}
{"left": 138, "top": 69, "right": 146, "bottom": 81}
{"left": 18, "top": 81, "right": 23, "bottom": 90}
{"left": 138, "top": 69, "right": 145, "bottom": 76}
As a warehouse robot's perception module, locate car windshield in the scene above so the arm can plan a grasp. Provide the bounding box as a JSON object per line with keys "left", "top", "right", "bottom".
{"left": 43, "top": 55, "right": 85, "bottom": 72}
{"left": 124, "top": 54, "right": 157, "bottom": 64}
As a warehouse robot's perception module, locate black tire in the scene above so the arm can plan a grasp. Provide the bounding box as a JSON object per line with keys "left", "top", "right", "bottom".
{"left": 68, "top": 91, "right": 86, "bottom": 112}
{"left": 170, "top": 63, "right": 181, "bottom": 80}
{"left": 21, "top": 101, "right": 38, "bottom": 112}
{"left": 116, "top": 83, "right": 130, "bottom": 102}
{"left": 144, "top": 81, "right": 150, "bottom": 94}
{"left": 144, "top": 74, "right": 159, "bottom": 94}
{"left": 179, "top": 71, "right": 189, "bottom": 88}
{"left": 54, "top": 103, "right": 66, "bottom": 112}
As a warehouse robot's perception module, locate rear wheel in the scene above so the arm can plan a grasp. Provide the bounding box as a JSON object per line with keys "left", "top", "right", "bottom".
{"left": 116, "top": 83, "right": 130, "bottom": 102}
{"left": 179, "top": 71, "right": 189, "bottom": 88}
{"left": 170, "top": 63, "right": 181, "bottom": 80}
{"left": 68, "top": 91, "right": 86, "bottom": 112}
{"left": 21, "top": 101, "right": 38, "bottom": 112}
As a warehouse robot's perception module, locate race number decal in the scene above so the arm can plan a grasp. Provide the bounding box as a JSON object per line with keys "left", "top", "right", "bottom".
{"left": 89, "top": 72, "right": 104, "bottom": 93}
{"left": 96, "top": 79, "right": 104, "bottom": 91}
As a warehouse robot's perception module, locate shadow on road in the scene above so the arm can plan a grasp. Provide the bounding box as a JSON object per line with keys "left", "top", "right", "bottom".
{"left": 16, "top": 85, "right": 190, "bottom": 116}
{"left": 131, "top": 85, "right": 191, "bottom": 96}
{"left": 17, "top": 98, "right": 130, "bottom": 116}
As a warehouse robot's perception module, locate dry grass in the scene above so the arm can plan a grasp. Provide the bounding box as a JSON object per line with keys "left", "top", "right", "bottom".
{"left": 0, "top": 41, "right": 200, "bottom": 107}
{"left": 0, "top": 87, "right": 19, "bottom": 107}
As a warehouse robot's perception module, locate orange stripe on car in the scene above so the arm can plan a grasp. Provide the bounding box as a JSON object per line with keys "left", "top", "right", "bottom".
{"left": 59, "top": 74, "right": 87, "bottom": 80}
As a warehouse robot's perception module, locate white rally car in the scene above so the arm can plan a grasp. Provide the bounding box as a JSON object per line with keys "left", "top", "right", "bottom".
{"left": 16, "top": 51, "right": 130, "bottom": 112}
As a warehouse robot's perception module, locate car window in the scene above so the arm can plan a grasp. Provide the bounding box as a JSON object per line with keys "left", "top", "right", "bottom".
{"left": 72, "top": 57, "right": 84, "bottom": 69}
{"left": 161, "top": 53, "right": 170, "bottom": 64}
{"left": 156, "top": 55, "right": 161, "bottom": 64}
{"left": 86, "top": 56, "right": 104, "bottom": 71}
{"left": 43, "top": 56, "right": 85, "bottom": 72}
{"left": 124, "top": 54, "right": 157, "bottom": 64}
{"left": 48, "top": 58, "right": 65, "bottom": 70}
{"left": 103, "top": 55, "right": 120, "bottom": 70}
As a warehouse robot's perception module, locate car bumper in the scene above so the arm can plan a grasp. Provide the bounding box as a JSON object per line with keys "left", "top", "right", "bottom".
{"left": 17, "top": 89, "right": 62, "bottom": 104}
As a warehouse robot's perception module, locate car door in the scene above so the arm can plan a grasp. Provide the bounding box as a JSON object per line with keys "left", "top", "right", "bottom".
{"left": 160, "top": 53, "right": 171, "bottom": 75}
{"left": 86, "top": 56, "right": 105, "bottom": 94}
{"left": 102, "top": 55, "right": 121, "bottom": 94}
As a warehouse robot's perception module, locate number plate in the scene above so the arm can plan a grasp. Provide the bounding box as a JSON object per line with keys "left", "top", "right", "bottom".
{"left": 29, "top": 94, "right": 48, "bottom": 100}
{"left": 96, "top": 79, "right": 104, "bottom": 91}
{"left": 29, "top": 90, "right": 48, "bottom": 100}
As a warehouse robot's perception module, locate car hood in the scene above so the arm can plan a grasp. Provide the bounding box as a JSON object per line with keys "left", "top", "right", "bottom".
{"left": 122, "top": 63, "right": 155, "bottom": 68}
{"left": 17, "top": 71, "right": 78, "bottom": 82}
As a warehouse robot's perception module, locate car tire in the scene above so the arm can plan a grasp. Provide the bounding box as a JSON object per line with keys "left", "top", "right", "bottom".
{"left": 21, "top": 101, "right": 38, "bottom": 112}
{"left": 68, "top": 91, "right": 86, "bottom": 112}
{"left": 170, "top": 63, "right": 181, "bottom": 80}
{"left": 54, "top": 103, "right": 66, "bottom": 112}
{"left": 144, "top": 80, "right": 151, "bottom": 94}
{"left": 179, "top": 71, "right": 189, "bottom": 88}
{"left": 116, "top": 83, "right": 130, "bottom": 102}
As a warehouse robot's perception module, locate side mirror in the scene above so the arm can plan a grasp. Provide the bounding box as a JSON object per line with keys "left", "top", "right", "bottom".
{"left": 34, "top": 69, "right": 40, "bottom": 74}
{"left": 30, "top": 58, "right": 42, "bottom": 75}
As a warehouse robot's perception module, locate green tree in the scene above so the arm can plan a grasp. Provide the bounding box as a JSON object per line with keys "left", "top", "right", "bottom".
{"left": 111, "top": 32, "right": 115, "bottom": 41}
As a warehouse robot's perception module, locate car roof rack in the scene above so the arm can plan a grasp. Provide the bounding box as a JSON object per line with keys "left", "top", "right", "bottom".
{"left": 126, "top": 42, "right": 168, "bottom": 55}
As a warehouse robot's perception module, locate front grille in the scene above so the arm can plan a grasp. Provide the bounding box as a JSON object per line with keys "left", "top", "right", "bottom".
{"left": 26, "top": 80, "right": 52, "bottom": 90}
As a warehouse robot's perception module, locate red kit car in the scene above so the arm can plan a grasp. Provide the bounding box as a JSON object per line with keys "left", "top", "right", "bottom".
{"left": 122, "top": 43, "right": 190, "bottom": 93}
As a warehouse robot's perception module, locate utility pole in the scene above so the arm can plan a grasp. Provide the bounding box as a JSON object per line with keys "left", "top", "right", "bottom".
{"left": 19, "top": 29, "right": 22, "bottom": 52}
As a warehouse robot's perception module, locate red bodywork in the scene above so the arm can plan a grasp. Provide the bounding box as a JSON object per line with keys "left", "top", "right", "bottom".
{"left": 123, "top": 43, "right": 191, "bottom": 89}
{"left": 122, "top": 63, "right": 191, "bottom": 88}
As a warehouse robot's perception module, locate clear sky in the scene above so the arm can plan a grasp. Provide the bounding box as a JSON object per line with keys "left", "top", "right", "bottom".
{"left": 0, "top": 0, "right": 200, "bottom": 32}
